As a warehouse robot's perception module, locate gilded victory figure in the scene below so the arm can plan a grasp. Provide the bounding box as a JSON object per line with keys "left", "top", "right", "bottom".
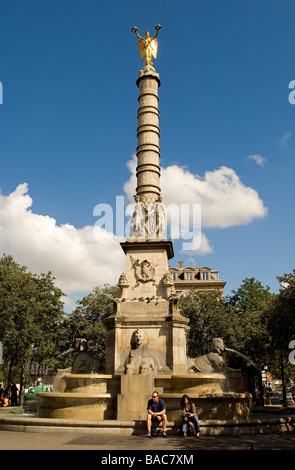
{"left": 132, "top": 25, "right": 161, "bottom": 66}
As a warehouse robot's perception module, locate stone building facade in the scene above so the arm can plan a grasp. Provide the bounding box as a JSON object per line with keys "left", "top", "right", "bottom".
{"left": 169, "top": 260, "right": 226, "bottom": 297}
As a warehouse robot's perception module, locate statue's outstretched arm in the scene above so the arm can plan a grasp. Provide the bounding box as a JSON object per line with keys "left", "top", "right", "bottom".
{"left": 132, "top": 26, "right": 143, "bottom": 39}
{"left": 151, "top": 24, "right": 161, "bottom": 39}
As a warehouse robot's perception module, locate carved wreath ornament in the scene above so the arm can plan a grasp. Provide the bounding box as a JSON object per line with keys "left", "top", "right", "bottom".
{"left": 130, "top": 255, "right": 159, "bottom": 287}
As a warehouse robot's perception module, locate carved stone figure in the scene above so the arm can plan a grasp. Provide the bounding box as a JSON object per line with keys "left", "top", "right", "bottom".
{"left": 118, "top": 272, "right": 129, "bottom": 299}
{"left": 162, "top": 270, "right": 176, "bottom": 298}
{"left": 156, "top": 197, "right": 166, "bottom": 237}
{"left": 187, "top": 338, "right": 226, "bottom": 373}
{"left": 72, "top": 338, "right": 104, "bottom": 374}
{"left": 132, "top": 25, "right": 161, "bottom": 67}
{"left": 147, "top": 203, "right": 157, "bottom": 238}
{"left": 162, "top": 271, "right": 173, "bottom": 284}
{"left": 130, "top": 255, "right": 159, "bottom": 287}
{"left": 129, "top": 197, "right": 145, "bottom": 238}
{"left": 118, "top": 272, "right": 128, "bottom": 286}
{"left": 125, "top": 328, "right": 167, "bottom": 374}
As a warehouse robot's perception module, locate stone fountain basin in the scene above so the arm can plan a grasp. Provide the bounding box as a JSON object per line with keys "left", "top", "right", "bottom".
{"left": 37, "top": 374, "right": 121, "bottom": 420}
{"left": 154, "top": 373, "right": 227, "bottom": 394}
{"left": 37, "top": 372, "right": 251, "bottom": 421}
{"left": 161, "top": 392, "right": 252, "bottom": 420}
{"left": 37, "top": 392, "right": 117, "bottom": 420}
{"left": 154, "top": 373, "right": 251, "bottom": 420}
{"left": 63, "top": 374, "right": 120, "bottom": 394}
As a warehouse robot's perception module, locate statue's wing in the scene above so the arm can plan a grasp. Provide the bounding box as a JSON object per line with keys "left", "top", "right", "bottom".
{"left": 130, "top": 255, "right": 141, "bottom": 278}
{"left": 151, "top": 38, "right": 158, "bottom": 59}
{"left": 142, "top": 347, "right": 163, "bottom": 369}
{"left": 138, "top": 39, "right": 146, "bottom": 61}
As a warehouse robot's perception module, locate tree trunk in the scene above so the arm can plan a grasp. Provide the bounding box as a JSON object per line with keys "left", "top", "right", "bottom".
{"left": 19, "top": 361, "right": 25, "bottom": 406}
{"left": 280, "top": 350, "right": 287, "bottom": 407}
{"left": 7, "top": 358, "right": 13, "bottom": 387}
{"left": 258, "top": 371, "right": 264, "bottom": 406}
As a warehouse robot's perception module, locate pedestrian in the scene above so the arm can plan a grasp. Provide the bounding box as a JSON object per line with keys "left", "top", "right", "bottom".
{"left": 146, "top": 390, "right": 167, "bottom": 438}
{"left": 0, "top": 385, "right": 4, "bottom": 407}
{"left": 10, "top": 383, "right": 18, "bottom": 406}
{"left": 181, "top": 394, "right": 200, "bottom": 437}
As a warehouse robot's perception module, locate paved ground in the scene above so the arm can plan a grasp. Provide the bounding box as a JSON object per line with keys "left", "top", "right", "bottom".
{"left": 1, "top": 429, "right": 295, "bottom": 451}
{"left": 1, "top": 405, "right": 295, "bottom": 463}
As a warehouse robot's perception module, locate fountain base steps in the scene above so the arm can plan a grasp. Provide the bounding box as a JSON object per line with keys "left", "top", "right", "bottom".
{"left": 0, "top": 415, "right": 295, "bottom": 436}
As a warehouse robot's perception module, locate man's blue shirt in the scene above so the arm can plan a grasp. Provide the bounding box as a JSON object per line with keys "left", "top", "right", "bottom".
{"left": 147, "top": 397, "right": 166, "bottom": 413}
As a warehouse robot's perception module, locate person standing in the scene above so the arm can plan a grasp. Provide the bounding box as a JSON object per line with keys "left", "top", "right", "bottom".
{"left": 10, "top": 384, "right": 18, "bottom": 406}
{"left": 0, "top": 385, "right": 4, "bottom": 407}
{"left": 146, "top": 391, "right": 167, "bottom": 438}
{"left": 181, "top": 394, "right": 200, "bottom": 437}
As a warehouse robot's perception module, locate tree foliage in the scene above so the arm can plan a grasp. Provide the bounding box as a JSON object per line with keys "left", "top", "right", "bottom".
{"left": 267, "top": 271, "right": 295, "bottom": 349}
{"left": 180, "top": 277, "right": 274, "bottom": 368}
{"left": 264, "top": 271, "right": 295, "bottom": 388}
{"left": 56, "top": 284, "right": 120, "bottom": 370}
{"left": 179, "top": 291, "right": 241, "bottom": 358}
{"left": 0, "top": 254, "right": 64, "bottom": 386}
{"left": 0, "top": 254, "right": 120, "bottom": 385}
{"left": 227, "top": 277, "right": 272, "bottom": 313}
{"left": 225, "top": 277, "right": 273, "bottom": 364}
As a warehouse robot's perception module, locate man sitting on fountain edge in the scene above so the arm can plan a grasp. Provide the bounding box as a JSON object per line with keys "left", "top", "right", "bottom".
{"left": 146, "top": 391, "right": 167, "bottom": 438}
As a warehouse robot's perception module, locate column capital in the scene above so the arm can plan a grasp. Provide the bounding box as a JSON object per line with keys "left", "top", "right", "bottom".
{"left": 136, "top": 66, "right": 161, "bottom": 87}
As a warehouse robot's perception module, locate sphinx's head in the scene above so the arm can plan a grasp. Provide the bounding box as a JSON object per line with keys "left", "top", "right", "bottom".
{"left": 131, "top": 328, "right": 148, "bottom": 348}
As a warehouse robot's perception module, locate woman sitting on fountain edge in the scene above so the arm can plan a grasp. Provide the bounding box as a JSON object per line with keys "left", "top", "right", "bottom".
{"left": 181, "top": 395, "right": 200, "bottom": 438}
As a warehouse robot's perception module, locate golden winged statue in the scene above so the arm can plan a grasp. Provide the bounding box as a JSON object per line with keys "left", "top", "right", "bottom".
{"left": 132, "top": 25, "right": 161, "bottom": 66}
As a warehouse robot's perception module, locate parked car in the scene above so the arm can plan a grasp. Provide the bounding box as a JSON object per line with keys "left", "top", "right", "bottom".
{"left": 265, "top": 391, "right": 294, "bottom": 405}
{"left": 24, "top": 385, "right": 52, "bottom": 400}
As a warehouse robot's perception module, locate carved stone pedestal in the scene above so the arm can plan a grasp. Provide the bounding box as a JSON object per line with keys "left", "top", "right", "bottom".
{"left": 104, "top": 239, "right": 189, "bottom": 379}
{"left": 117, "top": 373, "right": 154, "bottom": 421}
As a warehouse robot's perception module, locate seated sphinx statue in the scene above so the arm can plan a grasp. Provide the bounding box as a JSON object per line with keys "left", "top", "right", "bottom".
{"left": 187, "top": 338, "right": 226, "bottom": 373}
{"left": 125, "top": 328, "right": 169, "bottom": 374}
{"left": 72, "top": 338, "right": 105, "bottom": 374}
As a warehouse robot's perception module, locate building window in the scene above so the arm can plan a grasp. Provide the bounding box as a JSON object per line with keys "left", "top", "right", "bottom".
{"left": 202, "top": 272, "right": 209, "bottom": 280}
{"left": 185, "top": 272, "right": 192, "bottom": 280}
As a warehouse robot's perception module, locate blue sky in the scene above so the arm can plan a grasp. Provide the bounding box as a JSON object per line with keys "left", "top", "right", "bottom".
{"left": 1, "top": 0, "right": 294, "bottom": 310}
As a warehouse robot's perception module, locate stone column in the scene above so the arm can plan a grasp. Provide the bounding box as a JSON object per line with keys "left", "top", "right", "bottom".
{"left": 104, "top": 65, "right": 189, "bottom": 382}
{"left": 136, "top": 66, "right": 161, "bottom": 207}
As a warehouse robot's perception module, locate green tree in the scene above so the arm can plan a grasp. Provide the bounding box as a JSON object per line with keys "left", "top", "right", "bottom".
{"left": 56, "top": 284, "right": 120, "bottom": 369}
{"left": 179, "top": 291, "right": 240, "bottom": 358}
{"left": 225, "top": 277, "right": 273, "bottom": 365}
{"left": 227, "top": 277, "right": 272, "bottom": 313}
{"left": 0, "top": 254, "right": 64, "bottom": 396}
{"left": 179, "top": 278, "right": 273, "bottom": 370}
{"left": 266, "top": 271, "right": 295, "bottom": 404}
{"left": 274, "top": 270, "right": 295, "bottom": 341}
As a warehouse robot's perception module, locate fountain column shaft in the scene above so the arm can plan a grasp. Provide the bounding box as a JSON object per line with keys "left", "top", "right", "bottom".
{"left": 136, "top": 73, "right": 161, "bottom": 205}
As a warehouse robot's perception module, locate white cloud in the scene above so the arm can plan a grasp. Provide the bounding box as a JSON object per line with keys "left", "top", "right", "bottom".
{"left": 247, "top": 154, "right": 267, "bottom": 167}
{"left": 123, "top": 155, "right": 137, "bottom": 202}
{"left": 124, "top": 156, "right": 268, "bottom": 230}
{"left": 279, "top": 132, "right": 291, "bottom": 148}
{"left": 0, "top": 183, "right": 125, "bottom": 300}
{"left": 0, "top": 158, "right": 267, "bottom": 309}
{"left": 179, "top": 233, "right": 213, "bottom": 256}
